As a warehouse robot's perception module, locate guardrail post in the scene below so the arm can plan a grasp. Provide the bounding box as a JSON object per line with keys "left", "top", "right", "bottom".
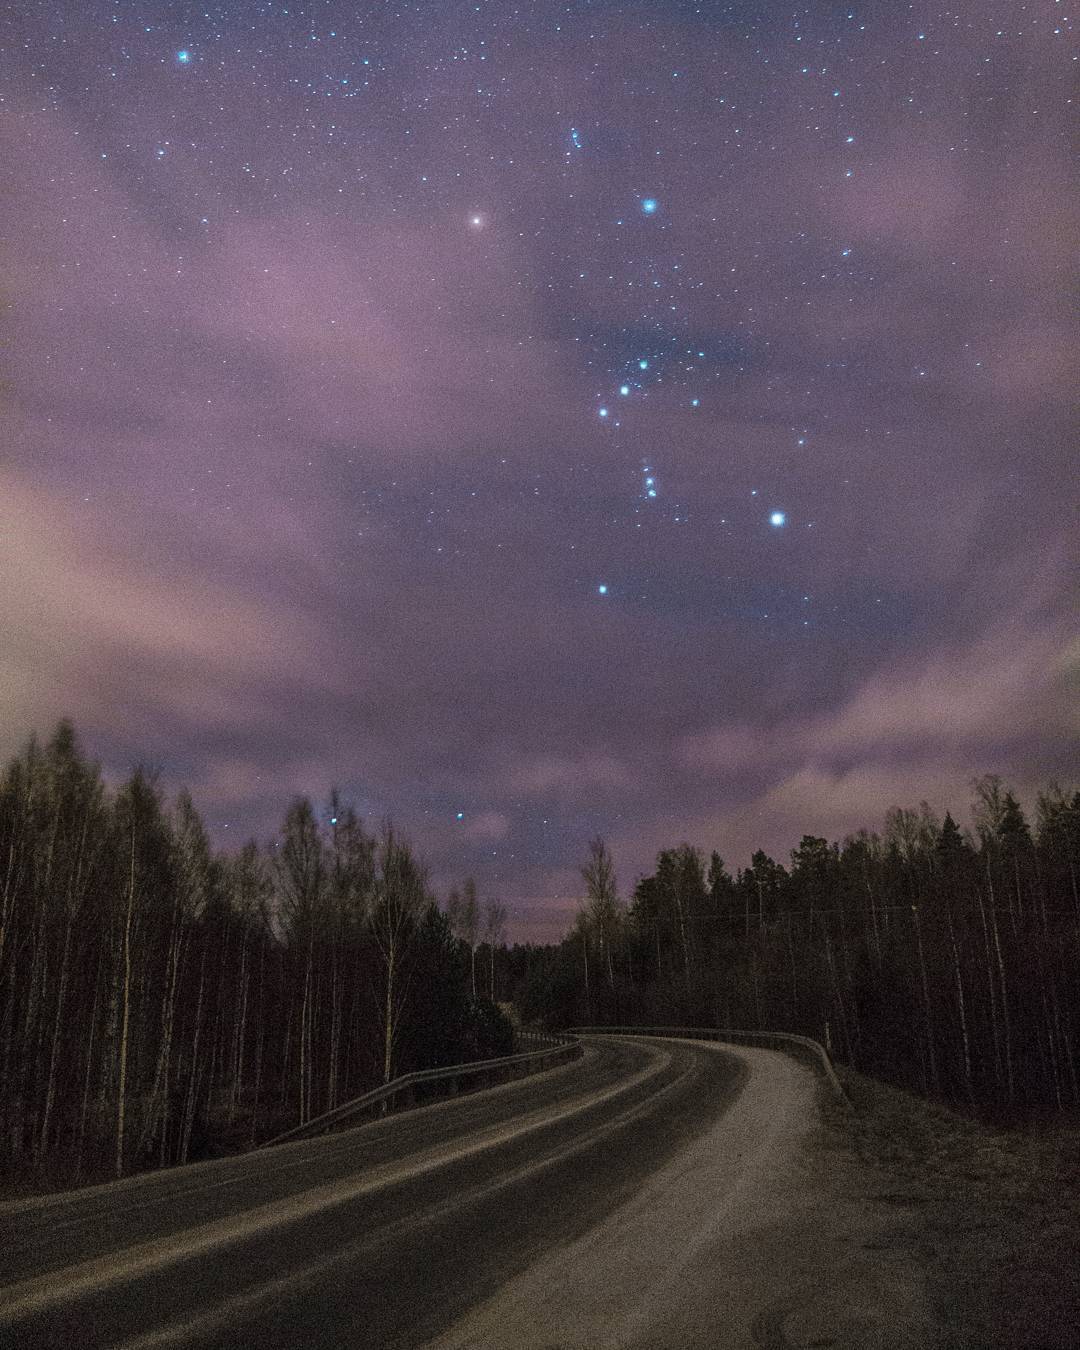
{"left": 565, "top": 1024, "right": 850, "bottom": 1111}
{"left": 259, "top": 1034, "right": 586, "bottom": 1149}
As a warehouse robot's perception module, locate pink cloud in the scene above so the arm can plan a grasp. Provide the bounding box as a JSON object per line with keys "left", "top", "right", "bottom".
{"left": 0, "top": 471, "right": 336, "bottom": 763}
{"left": 507, "top": 752, "right": 636, "bottom": 799}
{"left": 462, "top": 811, "right": 512, "bottom": 843}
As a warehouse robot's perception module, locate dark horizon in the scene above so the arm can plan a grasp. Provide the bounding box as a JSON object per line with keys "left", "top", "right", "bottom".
{"left": 5, "top": 719, "right": 1069, "bottom": 947}
{"left": 3, "top": 1, "right": 1074, "bottom": 945}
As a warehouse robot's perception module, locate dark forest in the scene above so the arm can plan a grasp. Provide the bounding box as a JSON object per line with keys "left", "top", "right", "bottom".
{"left": 1, "top": 722, "right": 512, "bottom": 1193}
{"left": 508, "top": 784, "right": 1080, "bottom": 1119}
{"left": 3, "top": 720, "right": 1077, "bottom": 1196}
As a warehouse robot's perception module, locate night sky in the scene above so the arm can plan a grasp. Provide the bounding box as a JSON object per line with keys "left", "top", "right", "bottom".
{"left": 2, "top": 2, "right": 1075, "bottom": 940}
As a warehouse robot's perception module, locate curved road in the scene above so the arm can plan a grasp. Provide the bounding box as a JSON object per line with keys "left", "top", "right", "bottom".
{"left": 0, "top": 1037, "right": 928, "bottom": 1348}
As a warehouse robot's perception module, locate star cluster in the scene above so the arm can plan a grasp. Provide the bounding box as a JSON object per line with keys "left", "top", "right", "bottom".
{"left": 1, "top": 0, "right": 1075, "bottom": 940}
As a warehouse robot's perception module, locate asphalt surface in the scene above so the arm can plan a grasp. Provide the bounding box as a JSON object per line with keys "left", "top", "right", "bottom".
{"left": 1, "top": 1036, "right": 931, "bottom": 1348}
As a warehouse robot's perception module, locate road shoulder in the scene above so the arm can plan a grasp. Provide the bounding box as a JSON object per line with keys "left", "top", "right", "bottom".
{"left": 427, "top": 1038, "right": 932, "bottom": 1349}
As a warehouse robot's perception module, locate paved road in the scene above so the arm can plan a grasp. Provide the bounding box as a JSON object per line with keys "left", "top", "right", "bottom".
{"left": 1, "top": 1036, "right": 929, "bottom": 1348}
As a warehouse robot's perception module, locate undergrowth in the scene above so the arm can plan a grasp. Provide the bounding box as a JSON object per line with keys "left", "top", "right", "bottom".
{"left": 824, "top": 1068, "right": 1080, "bottom": 1349}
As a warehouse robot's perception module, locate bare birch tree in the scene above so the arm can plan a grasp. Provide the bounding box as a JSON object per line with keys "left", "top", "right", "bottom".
{"left": 581, "top": 837, "right": 620, "bottom": 989}
{"left": 370, "top": 828, "right": 426, "bottom": 1084}
{"left": 482, "top": 897, "right": 507, "bottom": 1000}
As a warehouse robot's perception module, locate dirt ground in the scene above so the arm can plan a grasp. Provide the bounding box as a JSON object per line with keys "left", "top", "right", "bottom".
{"left": 431, "top": 1043, "right": 1080, "bottom": 1349}
{"left": 821, "top": 1069, "right": 1080, "bottom": 1350}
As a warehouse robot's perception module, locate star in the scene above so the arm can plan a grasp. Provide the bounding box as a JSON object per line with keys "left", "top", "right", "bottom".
{"left": 6, "top": 0, "right": 1066, "bottom": 984}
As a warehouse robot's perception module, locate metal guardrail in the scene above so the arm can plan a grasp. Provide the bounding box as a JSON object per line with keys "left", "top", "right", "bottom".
{"left": 513, "top": 1030, "right": 566, "bottom": 1049}
{"left": 569, "top": 1025, "right": 852, "bottom": 1111}
{"left": 259, "top": 1034, "right": 582, "bottom": 1149}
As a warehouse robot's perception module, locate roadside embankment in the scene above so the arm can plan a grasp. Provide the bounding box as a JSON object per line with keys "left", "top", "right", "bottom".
{"left": 821, "top": 1068, "right": 1080, "bottom": 1349}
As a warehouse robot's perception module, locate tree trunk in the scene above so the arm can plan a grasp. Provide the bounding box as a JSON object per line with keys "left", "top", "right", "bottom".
{"left": 865, "top": 865, "right": 882, "bottom": 969}
{"left": 786, "top": 913, "right": 798, "bottom": 1021}
{"left": 911, "top": 904, "right": 939, "bottom": 1098}
{"left": 976, "top": 884, "right": 1003, "bottom": 1093}
{"left": 38, "top": 914, "right": 74, "bottom": 1160}
{"left": 249, "top": 943, "right": 266, "bottom": 1147}
{"left": 824, "top": 929, "right": 851, "bottom": 1065}
{"left": 383, "top": 935, "right": 396, "bottom": 1085}
{"left": 180, "top": 940, "right": 207, "bottom": 1165}
{"left": 326, "top": 948, "right": 339, "bottom": 1114}
{"left": 985, "top": 867, "right": 1014, "bottom": 1104}
{"left": 140, "top": 905, "right": 185, "bottom": 1164}
{"left": 76, "top": 938, "right": 105, "bottom": 1178}
{"left": 230, "top": 934, "right": 249, "bottom": 1123}
{"left": 946, "top": 902, "right": 973, "bottom": 1105}
{"left": 115, "top": 831, "right": 136, "bottom": 1179}
{"left": 675, "top": 894, "right": 691, "bottom": 985}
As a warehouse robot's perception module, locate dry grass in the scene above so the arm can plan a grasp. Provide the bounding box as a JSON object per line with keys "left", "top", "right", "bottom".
{"left": 821, "top": 1069, "right": 1080, "bottom": 1349}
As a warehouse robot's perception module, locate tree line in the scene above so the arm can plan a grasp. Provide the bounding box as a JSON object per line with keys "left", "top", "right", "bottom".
{"left": 504, "top": 778, "right": 1080, "bottom": 1117}
{"left": 0, "top": 722, "right": 512, "bottom": 1190}
{"left": 6, "top": 718, "right": 1073, "bottom": 1194}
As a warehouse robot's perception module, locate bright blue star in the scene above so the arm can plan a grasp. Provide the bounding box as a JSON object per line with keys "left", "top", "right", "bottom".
{"left": 640, "top": 197, "right": 658, "bottom": 214}
{"left": 176, "top": 49, "right": 191, "bottom": 64}
{"left": 597, "top": 584, "right": 608, "bottom": 595}
{"left": 620, "top": 384, "right": 630, "bottom": 396}
{"left": 647, "top": 489, "right": 657, "bottom": 498}
{"left": 638, "top": 359, "right": 649, "bottom": 370}
{"left": 691, "top": 398, "right": 700, "bottom": 407}
{"left": 598, "top": 407, "right": 609, "bottom": 418}
{"left": 456, "top": 811, "right": 464, "bottom": 820}
{"left": 770, "top": 511, "right": 786, "bottom": 527}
